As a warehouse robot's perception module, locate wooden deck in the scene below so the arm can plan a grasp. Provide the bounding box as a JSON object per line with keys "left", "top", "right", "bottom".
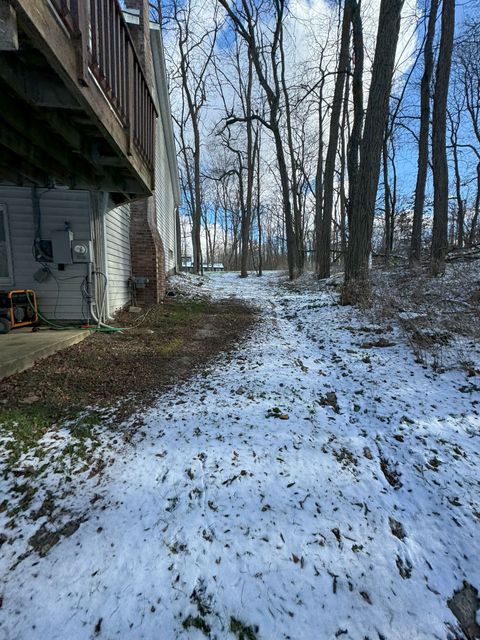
{"left": 0, "top": 0, "right": 157, "bottom": 201}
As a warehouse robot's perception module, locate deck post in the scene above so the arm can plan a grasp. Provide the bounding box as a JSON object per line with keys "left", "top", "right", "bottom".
{"left": 75, "top": 0, "right": 89, "bottom": 86}
{"left": 0, "top": 0, "right": 18, "bottom": 51}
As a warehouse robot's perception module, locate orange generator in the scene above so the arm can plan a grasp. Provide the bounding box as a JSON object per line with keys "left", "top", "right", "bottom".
{"left": 0, "top": 290, "right": 38, "bottom": 334}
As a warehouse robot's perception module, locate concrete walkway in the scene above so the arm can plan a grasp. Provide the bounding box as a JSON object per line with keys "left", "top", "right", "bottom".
{"left": 0, "top": 327, "right": 89, "bottom": 380}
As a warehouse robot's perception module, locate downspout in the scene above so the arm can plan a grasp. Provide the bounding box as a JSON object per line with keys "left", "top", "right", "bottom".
{"left": 85, "top": 262, "right": 116, "bottom": 329}
{"left": 89, "top": 191, "right": 111, "bottom": 324}
{"left": 100, "top": 193, "right": 114, "bottom": 320}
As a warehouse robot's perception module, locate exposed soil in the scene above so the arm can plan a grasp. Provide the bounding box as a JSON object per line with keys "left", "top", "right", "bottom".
{"left": 0, "top": 296, "right": 257, "bottom": 423}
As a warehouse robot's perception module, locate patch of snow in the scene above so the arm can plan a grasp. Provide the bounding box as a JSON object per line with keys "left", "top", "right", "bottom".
{"left": 1, "top": 271, "right": 479, "bottom": 639}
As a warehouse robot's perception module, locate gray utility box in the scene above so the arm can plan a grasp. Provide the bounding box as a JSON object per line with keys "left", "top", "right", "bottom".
{"left": 51, "top": 229, "right": 73, "bottom": 264}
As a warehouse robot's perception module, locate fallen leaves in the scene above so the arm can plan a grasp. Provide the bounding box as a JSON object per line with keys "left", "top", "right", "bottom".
{"left": 379, "top": 455, "right": 403, "bottom": 489}
{"left": 359, "top": 338, "right": 396, "bottom": 349}
{"left": 318, "top": 391, "right": 340, "bottom": 414}
{"left": 363, "top": 447, "right": 373, "bottom": 460}
{"left": 266, "top": 407, "right": 289, "bottom": 420}
{"left": 291, "top": 553, "right": 305, "bottom": 568}
{"left": 388, "top": 517, "right": 406, "bottom": 540}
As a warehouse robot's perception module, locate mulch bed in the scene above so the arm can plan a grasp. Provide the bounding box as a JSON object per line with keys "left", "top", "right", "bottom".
{"left": 0, "top": 296, "right": 257, "bottom": 423}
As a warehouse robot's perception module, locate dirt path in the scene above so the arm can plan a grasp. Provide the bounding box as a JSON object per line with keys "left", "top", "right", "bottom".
{"left": 0, "top": 272, "right": 479, "bottom": 640}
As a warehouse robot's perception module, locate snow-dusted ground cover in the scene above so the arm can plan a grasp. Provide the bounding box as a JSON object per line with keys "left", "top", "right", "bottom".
{"left": 370, "top": 261, "right": 480, "bottom": 372}
{"left": 1, "top": 271, "right": 479, "bottom": 639}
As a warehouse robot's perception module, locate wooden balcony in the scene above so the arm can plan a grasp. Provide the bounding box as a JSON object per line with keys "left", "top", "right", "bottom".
{"left": 0, "top": 0, "right": 157, "bottom": 202}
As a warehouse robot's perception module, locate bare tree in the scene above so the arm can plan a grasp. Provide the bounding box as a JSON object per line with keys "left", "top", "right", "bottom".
{"left": 168, "top": 0, "right": 219, "bottom": 273}
{"left": 344, "top": 0, "right": 405, "bottom": 299}
{"left": 456, "top": 18, "right": 480, "bottom": 245}
{"left": 317, "top": 0, "right": 353, "bottom": 278}
{"left": 409, "top": 0, "right": 439, "bottom": 266}
{"left": 217, "top": 0, "right": 303, "bottom": 279}
{"left": 448, "top": 102, "right": 465, "bottom": 248}
{"left": 431, "top": 0, "right": 455, "bottom": 275}
{"left": 346, "top": 0, "right": 364, "bottom": 232}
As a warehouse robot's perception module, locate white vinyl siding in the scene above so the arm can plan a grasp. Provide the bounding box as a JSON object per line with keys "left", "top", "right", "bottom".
{"left": 0, "top": 204, "right": 13, "bottom": 285}
{"left": 154, "top": 117, "right": 177, "bottom": 273}
{"left": 105, "top": 203, "right": 131, "bottom": 313}
{"left": 0, "top": 186, "right": 91, "bottom": 320}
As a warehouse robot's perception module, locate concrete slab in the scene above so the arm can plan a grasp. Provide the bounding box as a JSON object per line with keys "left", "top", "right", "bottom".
{"left": 0, "top": 328, "right": 89, "bottom": 380}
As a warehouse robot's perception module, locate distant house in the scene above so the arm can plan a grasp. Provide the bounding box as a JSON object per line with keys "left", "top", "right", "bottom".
{"left": 181, "top": 257, "right": 225, "bottom": 273}
{"left": 203, "top": 263, "right": 225, "bottom": 272}
{"left": 0, "top": 0, "right": 180, "bottom": 322}
{"left": 181, "top": 256, "right": 194, "bottom": 272}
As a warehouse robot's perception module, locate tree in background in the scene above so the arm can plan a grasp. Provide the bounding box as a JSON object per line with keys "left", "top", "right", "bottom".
{"left": 430, "top": 0, "right": 455, "bottom": 275}
{"left": 164, "top": 0, "right": 220, "bottom": 274}
{"left": 317, "top": 0, "right": 353, "bottom": 279}
{"left": 409, "top": 0, "right": 439, "bottom": 267}
{"left": 158, "top": 0, "right": 478, "bottom": 299}
{"left": 343, "top": 0, "right": 405, "bottom": 300}
{"left": 217, "top": 0, "right": 304, "bottom": 280}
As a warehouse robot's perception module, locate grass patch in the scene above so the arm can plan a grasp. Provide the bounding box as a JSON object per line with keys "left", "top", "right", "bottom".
{"left": 230, "top": 617, "right": 259, "bottom": 640}
{"left": 0, "top": 407, "right": 52, "bottom": 467}
{"left": 0, "top": 407, "right": 101, "bottom": 481}
{"left": 0, "top": 408, "right": 104, "bottom": 521}
{"left": 7, "top": 483, "right": 37, "bottom": 517}
{"left": 182, "top": 615, "right": 211, "bottom": 635}
{"left": 151, "top": 300, "right": 208, "bottom": 326}
{"left": 158, "top": 337, "right": 184, "bottom": 355}
{"left": 68, "top": 411, "right": 102, "bottom": 439}
{"left": 0, "top": 297, "right": 256, "bottom": 428}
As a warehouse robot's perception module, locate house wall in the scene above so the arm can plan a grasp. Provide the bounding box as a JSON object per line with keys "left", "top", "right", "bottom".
{"left": 154, "top": 117, "right": 177, "bottom": 274}
{"left": 105, "top": 203, "right": 131, "bottom": 313}
{"left": 150, "top": 26, "right": 180, "bottom": 275}
{"left": 0, "top": 186, "right": 91, "bottom": 321}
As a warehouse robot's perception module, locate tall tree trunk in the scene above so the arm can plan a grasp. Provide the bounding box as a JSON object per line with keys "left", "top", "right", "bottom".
{"left": 175, "top": 207, "right": 182, "bottom": 272}
{"left": 280, "top": 23, "right": 304, "bottom": 274}
{"left": 240, "top": 52, "right": 255, "bottom": 278}
{"left": 469, "top": 162, "right": 480, "bottom": 245}
{"left": 383, "top": 136, "right": 392, "bottom": 263}
{"left": 449, "top": 110, "right": 465, "bottom": 248}
{"left": 317, "top": 0, "right": 353, "bottom": 278}
{"left": 347, "top": 0, "right": 364, "bottom": 230}
{"left": 389, "top": 143, "right": 397, "bottom": 251}
{"left": 256, "top": 126, "right": 263, "bottom": 276}
{"left": 339, "top": 75, "right": 350, "bottom": 256}
{"left": 344, "top": 0, "right": 404, "bottom": 299}
{"left": 453, "top": 170, "right": 465, "bottom": 249}
{"left": 315, "top": 78, "right": 325, "bottom": 274}
{"left": 192, "top": 124, "right": 202, "bottom": 274}
{"left": 431, "top": 0, "right": 455, "bottom": 275}
{"left": 409, "top": 0, "right": 439, "bottom": 266}
{"left": 273, "top": 125, "right": 298, "bottom": 278}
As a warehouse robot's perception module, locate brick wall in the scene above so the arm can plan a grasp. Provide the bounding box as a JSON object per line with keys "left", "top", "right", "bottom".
{"left": 125, "top": 0, "right": 165, "bottom": 305}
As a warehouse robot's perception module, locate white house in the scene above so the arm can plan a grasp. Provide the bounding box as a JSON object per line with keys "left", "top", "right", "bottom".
{"left": 0, "top": 0, "right": 180, "bottom": 324}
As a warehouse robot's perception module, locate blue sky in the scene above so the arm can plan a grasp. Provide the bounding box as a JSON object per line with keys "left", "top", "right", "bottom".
{"left": 392, "top": 0, "right": 479, "bottom": 208}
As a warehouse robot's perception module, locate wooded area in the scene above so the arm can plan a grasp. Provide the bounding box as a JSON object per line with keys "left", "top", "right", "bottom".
{"left": 152, "top": 0, "right": 478, "bottom": 296}
{"left": 1, "top": 3, "right": 479, "bottom": 635}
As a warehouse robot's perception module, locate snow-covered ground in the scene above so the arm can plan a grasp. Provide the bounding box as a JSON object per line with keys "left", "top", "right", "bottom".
{"left": 1, "top": 271, "right": 479, "bottom": 639}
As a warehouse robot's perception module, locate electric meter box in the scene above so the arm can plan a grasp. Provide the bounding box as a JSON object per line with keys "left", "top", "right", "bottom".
{"left": 51, "top": 229, "right": 73, "bottom": 264}
{"left": 72, "top": 240, "right": 93, "bottom": 263}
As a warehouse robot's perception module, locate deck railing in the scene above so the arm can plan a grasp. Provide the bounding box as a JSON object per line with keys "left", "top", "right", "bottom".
{"left": 50, "top": 0, "right": 156, "bottom": 173}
